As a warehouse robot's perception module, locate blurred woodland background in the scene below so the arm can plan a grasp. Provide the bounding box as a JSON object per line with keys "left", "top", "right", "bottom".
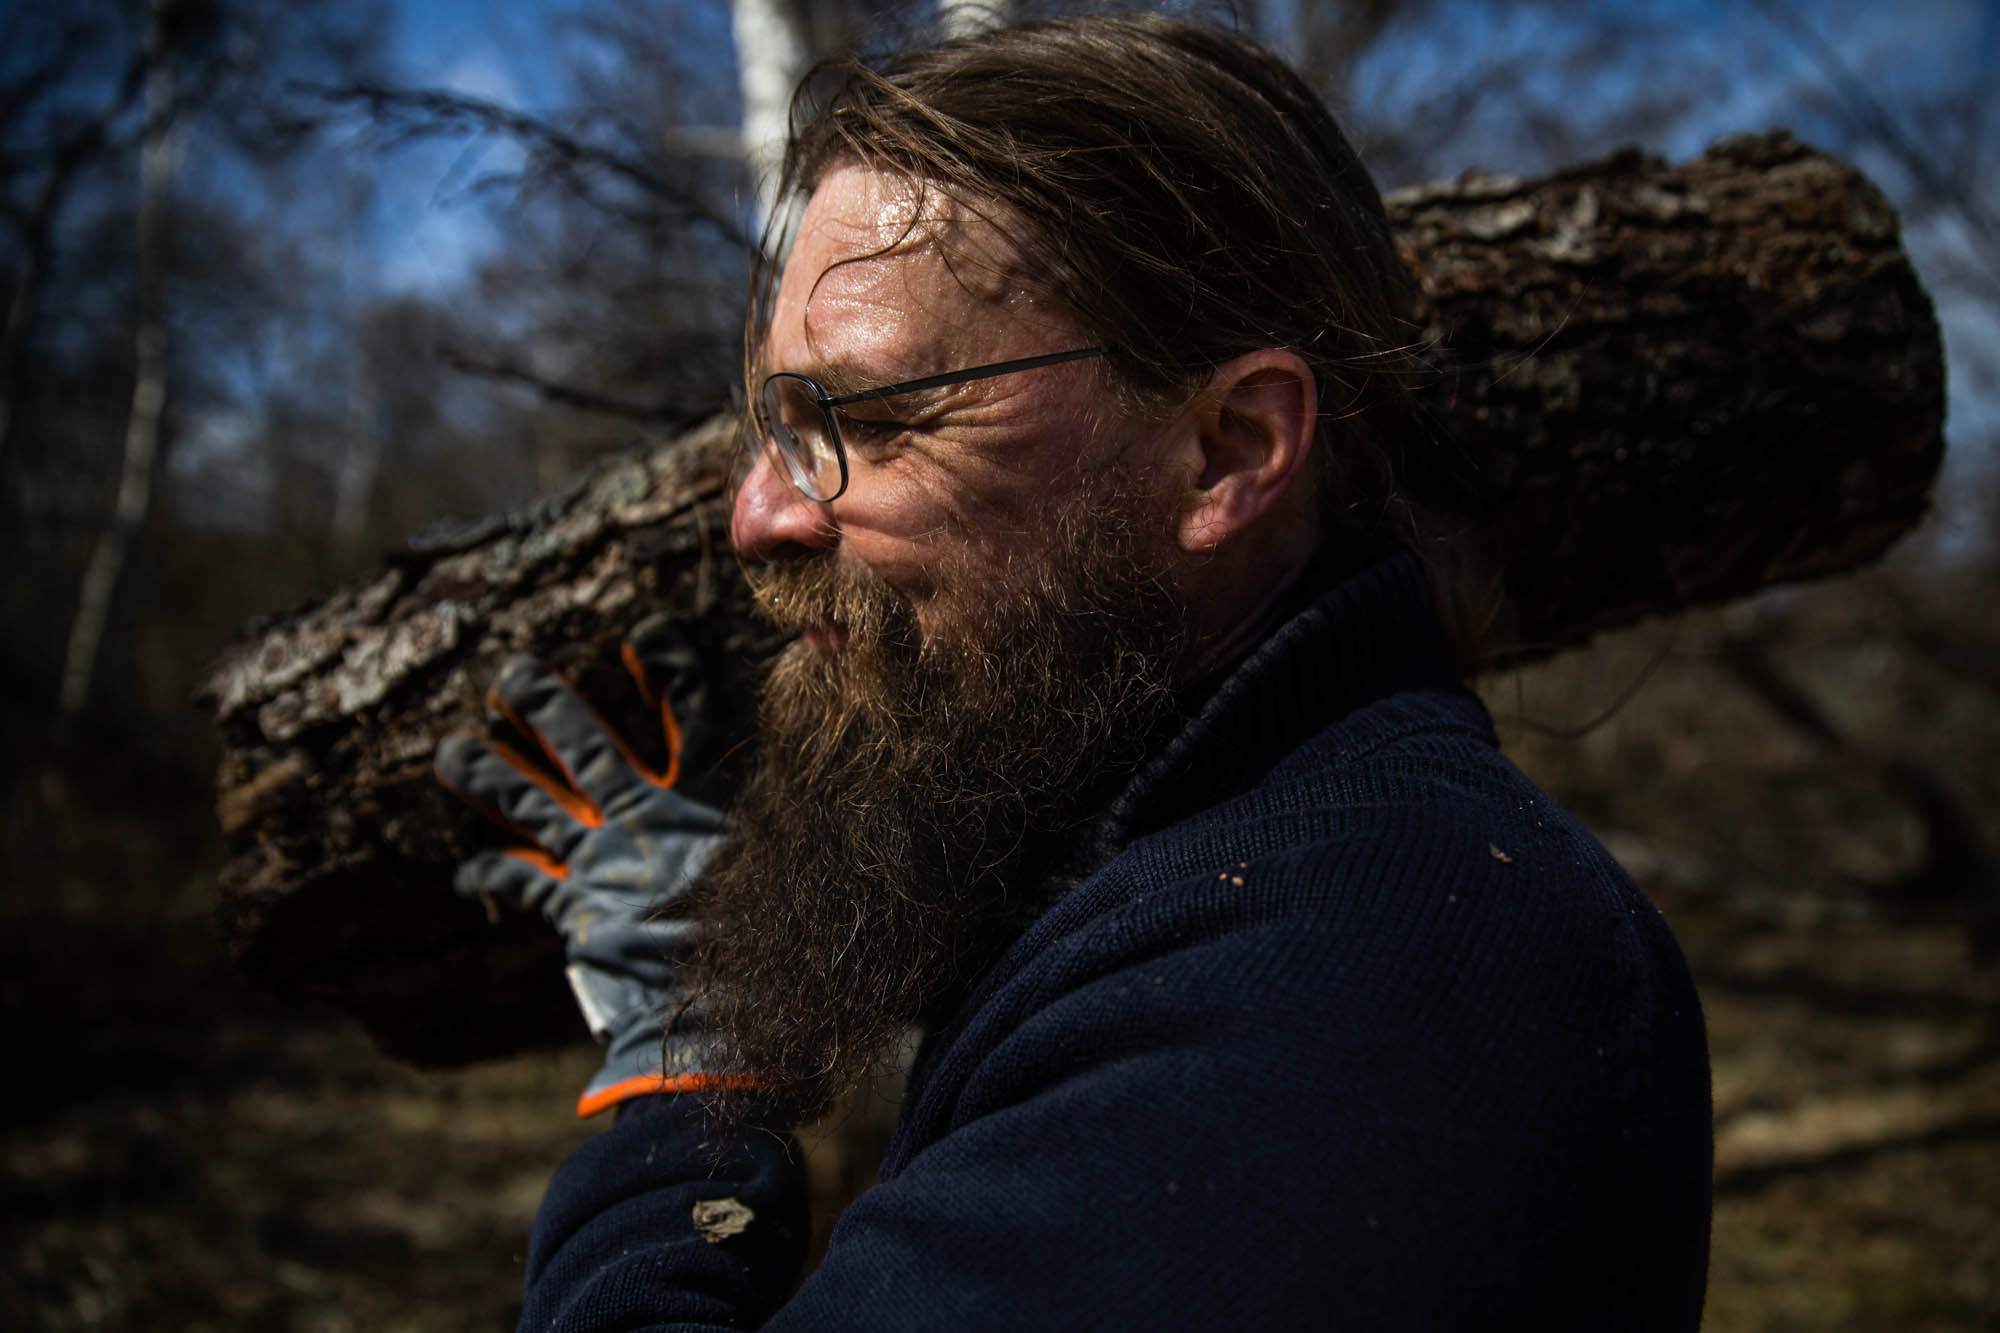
{"left": 2, "top": 0, "right": 1996, "bottom": 1328}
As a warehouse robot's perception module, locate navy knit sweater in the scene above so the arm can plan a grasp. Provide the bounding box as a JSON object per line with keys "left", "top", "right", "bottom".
{"left": 519, "top": 554, "right": 1713, "bottom": 1330}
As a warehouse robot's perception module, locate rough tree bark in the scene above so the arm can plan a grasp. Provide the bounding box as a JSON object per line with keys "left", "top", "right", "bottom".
{"left": 199, "top": 133, "right": 1944, "bottom": 1066}
{"left": 1397, "top": 132, "right": 1942, "bottom": 655}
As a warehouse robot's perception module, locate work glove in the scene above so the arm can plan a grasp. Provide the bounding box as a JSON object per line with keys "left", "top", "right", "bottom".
{"left": 434, "top": 617, "right": 733, "bottom": 1117}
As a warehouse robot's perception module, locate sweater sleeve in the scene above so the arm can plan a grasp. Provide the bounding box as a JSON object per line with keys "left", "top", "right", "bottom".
{"left": 519, "top": 1093, "right": 810, "bottom": 1331}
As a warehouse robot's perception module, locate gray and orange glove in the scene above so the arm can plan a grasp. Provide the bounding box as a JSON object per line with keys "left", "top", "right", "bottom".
{"left": 435, "top": 619, "right": 733, "bottom": 1117}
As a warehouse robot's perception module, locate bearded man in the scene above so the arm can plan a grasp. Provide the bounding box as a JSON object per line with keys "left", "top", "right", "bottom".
{"left": 435, "top": 14, "right": 1713, "bottom": 1331}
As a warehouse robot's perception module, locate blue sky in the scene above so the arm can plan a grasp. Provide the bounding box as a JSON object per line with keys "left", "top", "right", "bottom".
{"left": 368, "top": 0, "right": 1996, "bottom": 285}
{"left": 393, "top": 0, "right": 577, "bottom": 105}
{"left": 366, "top": 0, "right": 562, "bottom": 290}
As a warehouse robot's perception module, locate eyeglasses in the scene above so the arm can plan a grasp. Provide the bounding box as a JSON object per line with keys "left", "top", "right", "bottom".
{"left": 756, "top": 347, "right": 1103, "bottom": 502}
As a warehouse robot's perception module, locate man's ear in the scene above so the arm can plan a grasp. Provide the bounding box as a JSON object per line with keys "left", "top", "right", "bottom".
{"left": 1175, "top": 349, "right": 1317, "bottom": 554}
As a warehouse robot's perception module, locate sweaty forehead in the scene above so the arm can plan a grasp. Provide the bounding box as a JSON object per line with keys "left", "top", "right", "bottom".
{"left": 769, "top": 164, "right": 1050, "bottom": 377}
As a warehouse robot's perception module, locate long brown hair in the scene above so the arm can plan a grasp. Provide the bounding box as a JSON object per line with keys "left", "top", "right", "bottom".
{"left": 759, "top": 13, "right": 1496, "bottom": 666}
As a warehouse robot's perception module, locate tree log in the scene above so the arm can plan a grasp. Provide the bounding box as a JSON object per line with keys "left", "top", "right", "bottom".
{"left": 199, "top": 132, "right": 1944, "bottom": 1066}
{"left": 1394, "top": 132, "right": 1942, "bottom": 654}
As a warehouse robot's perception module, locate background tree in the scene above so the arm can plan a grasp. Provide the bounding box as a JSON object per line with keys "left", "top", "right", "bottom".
{"left": 1, "top": 0, "right": 414, "bottom": 764}
{"left": 54, "top": 0, "right": 184, "bottom": 743}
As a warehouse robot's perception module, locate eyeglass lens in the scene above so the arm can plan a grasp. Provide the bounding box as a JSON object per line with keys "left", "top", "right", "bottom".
{"left": 760, "top": 374, "right": 844, "bottom": 502}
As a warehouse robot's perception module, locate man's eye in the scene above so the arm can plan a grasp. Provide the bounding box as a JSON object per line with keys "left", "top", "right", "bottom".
{"left": 836, "top": 413, "right": 908, "bottom": 447}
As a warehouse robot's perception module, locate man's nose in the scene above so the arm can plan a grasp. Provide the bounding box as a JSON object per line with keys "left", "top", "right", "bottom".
{"left": 731, "top": 442, "right": 839, "bottom": 563}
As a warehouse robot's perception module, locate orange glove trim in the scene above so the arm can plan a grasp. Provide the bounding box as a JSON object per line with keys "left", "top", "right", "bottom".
{"left": 477, "top": 728, "right": 605, "bottom": 831}
{"left": 503, "top": 846, "right": 569, "bottom": 880}
{"left": 484, "top": 688, "right": 608, "bottom": 829}
{"left": 620, "top": 639, "right": 684, "bottom": 790}
{"left": 435, "top": 748, "right": 585, "bottom": 854}
{"left": 575, "top": 1071, "right": 764, "bottom": 1119}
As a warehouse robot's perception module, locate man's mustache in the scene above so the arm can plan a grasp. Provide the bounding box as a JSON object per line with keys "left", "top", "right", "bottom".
{"left": 746, "top": 554, "right": 919, "bottom": 652}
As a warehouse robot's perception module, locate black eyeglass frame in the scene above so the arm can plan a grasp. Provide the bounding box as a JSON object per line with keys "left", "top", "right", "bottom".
{"left": 757, "top": 346, "right": 1104, "bottom": 502}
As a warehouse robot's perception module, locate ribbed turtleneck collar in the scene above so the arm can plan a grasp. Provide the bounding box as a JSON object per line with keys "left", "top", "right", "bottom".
{"left": 1104, "top": 549, "right": 1462, "bottom": 845}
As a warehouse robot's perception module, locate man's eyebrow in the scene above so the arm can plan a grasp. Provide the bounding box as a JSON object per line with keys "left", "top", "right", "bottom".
{"left": 799, "top": 361, "right": 875, "bottom": 397}
{"left": 797, "top": 358, "right": 932, "bottom": 400}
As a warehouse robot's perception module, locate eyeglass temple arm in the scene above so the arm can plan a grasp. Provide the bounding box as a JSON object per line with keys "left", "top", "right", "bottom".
{"left": 821, "top": 347, "right": 1103, "bottom": 407}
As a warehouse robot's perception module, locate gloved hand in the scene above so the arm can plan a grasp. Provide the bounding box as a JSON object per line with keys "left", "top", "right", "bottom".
{"left": 434, "top": 618, "right": 734, "bottom": 1117}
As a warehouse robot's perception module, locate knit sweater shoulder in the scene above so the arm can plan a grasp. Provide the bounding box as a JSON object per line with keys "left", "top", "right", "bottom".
{"left": 517, "top": 554, "right": 1713, "bottom": 1332}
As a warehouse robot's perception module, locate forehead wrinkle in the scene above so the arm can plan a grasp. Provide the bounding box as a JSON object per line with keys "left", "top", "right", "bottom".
{"left": 798, "top": 251, "right": 927, "bottom": 372}
{"left": 796, "top": 202, "right": 1029, "bottom": 361}
{"left": 797, "top": 176, "right": 939, "bottom": 336}
{"left": 771, "top": 168, "right": 923, "bottom": 371}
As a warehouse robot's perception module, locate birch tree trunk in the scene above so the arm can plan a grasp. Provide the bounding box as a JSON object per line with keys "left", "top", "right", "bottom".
{"left": 731, "top": 0, "right": 809, "bottom": 230}
{"left": 938, "top": 1, "right": 1011, "bottom": 40}
{"left": 56, "top": 0, "right": 175, "bottom": 740}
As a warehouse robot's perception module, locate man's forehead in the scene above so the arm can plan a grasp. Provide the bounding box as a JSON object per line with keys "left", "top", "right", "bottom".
{"left": 774, "top": 166, "right": 1031, "bottom": 364}
{"left": 793, "top": 165, "right": 940, "bottom": 258}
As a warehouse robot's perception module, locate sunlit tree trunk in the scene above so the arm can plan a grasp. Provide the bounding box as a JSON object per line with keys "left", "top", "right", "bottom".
{"left": 938, "top": 0, "right": 1011, "bottom": 40}
{"left": 731, "top": 0, "right": 809, "bottom": 234}
{"left": 56, "top": 0, "right": 175, "bottom": 739}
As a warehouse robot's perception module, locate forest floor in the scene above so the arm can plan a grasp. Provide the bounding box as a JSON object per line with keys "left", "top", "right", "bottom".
{"left": 4, "top": 568, "right": 1996, "bottom": 1331}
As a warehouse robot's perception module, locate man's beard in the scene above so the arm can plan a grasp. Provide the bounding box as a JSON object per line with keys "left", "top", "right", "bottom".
{"left": 683, "top": 487, "right": 1190, "bottom": 1131}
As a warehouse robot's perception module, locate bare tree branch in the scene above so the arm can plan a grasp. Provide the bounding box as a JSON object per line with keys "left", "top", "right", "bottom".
{"left": 440, "top": 347, "right": 719, "bottom": 430}
{"left": 298, "top": 81, "right": 756, "bottom": 255}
